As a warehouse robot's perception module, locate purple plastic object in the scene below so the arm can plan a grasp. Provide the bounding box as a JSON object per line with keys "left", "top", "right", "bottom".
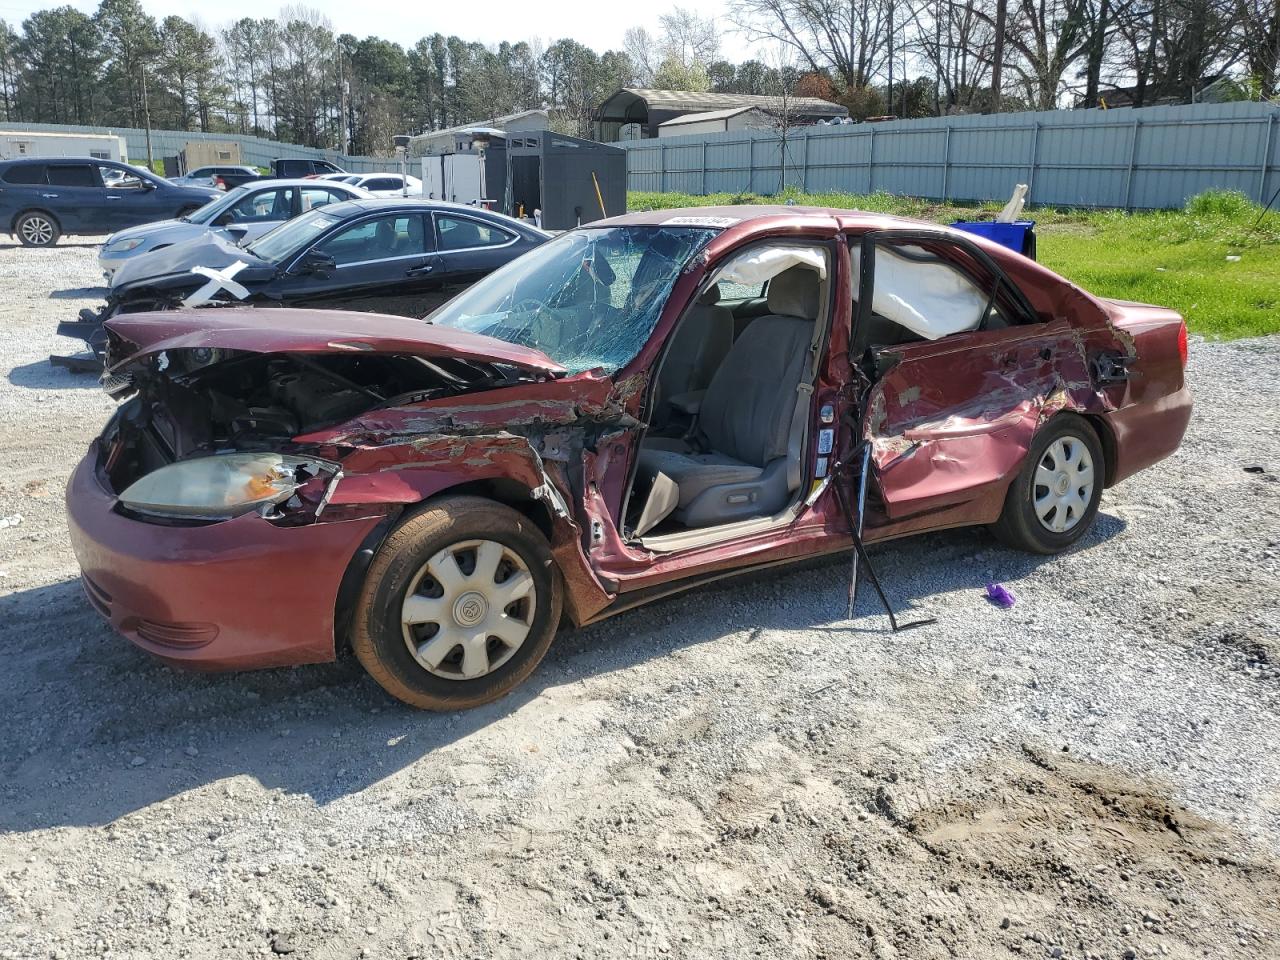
{"left": 985, "top": 582, "right": 1016, "bottom": 609}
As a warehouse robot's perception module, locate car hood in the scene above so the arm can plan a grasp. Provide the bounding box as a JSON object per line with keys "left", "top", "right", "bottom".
{"left": 109, "top": 234, "right": 275, "bottom": 291}
{"left": 105, "top": 219, "right": 201, "bottom": 248}
{"left": 104, "top": 308, "right": 567, "bottom": 378}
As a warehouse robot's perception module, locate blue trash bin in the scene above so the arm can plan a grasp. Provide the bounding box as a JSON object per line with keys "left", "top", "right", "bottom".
{"left": 950, "top": 220, "right": 1037, "bottom": 260}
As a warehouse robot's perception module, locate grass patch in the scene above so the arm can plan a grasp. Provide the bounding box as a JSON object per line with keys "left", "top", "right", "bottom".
{"left": 627, "top": 188, "right": 1280, "bottom": 339}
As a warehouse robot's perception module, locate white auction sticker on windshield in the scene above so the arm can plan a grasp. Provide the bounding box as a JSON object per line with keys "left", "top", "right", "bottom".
{"left": 663, "top": 216, "right": 740, "bottom": 227}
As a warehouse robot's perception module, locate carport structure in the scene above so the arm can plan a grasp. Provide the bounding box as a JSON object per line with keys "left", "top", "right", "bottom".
{"left": 594, "top": 89, "right": 848, "bottom": 142}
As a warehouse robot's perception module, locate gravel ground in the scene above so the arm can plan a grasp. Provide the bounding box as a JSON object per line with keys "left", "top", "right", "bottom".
{"left": 1, "top": 240, "right": 1278, "bottom": 960}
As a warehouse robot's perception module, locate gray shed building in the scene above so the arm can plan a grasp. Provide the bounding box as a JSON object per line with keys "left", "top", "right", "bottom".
{"left": 658, "top": 106, "right": 776, "bottom": 138}
{"left": 506, "top": 132, "right": 626, "bottom": 230}
{"left": 409, "top": 109, "right": 549, "bottom": 157}
{"left": 595, "top": 89, "right": 847, "bottom": 142}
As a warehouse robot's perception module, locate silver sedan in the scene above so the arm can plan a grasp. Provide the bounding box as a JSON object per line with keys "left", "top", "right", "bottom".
{"left": 98, "top": 178, "right": 372, "bottom": 282}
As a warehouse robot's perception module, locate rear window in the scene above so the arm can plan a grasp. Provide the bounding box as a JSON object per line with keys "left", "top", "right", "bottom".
{"left": 2, "top": 164, "right": 45, "bottom": 184}
{"left": 47, "top": 164, "right": 99, "bottom": 187}
{"left": 436, "top": 214, "right": 514, "bottom": 251}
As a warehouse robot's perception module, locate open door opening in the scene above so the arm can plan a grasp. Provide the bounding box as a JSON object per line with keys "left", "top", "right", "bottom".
{"left": 850, "top": 230, "right": 1050, "bottom": 529}
{"left": 624, "top": 242, "right": 833, "bottom": 549}
{"left": 510, "top": 155, "right": 541, "bottom": 222}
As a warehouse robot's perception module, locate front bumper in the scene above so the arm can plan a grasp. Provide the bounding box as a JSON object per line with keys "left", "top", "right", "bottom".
{"left": 98, "top": 249, "right": 136, "bottom": 280}
{"left": 65, "top": 449, "right": 384, "bottom": 671}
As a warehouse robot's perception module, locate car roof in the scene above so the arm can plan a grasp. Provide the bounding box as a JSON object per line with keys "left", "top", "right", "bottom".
{"left": 313, "top": 196, "right": 541, "bottom": 227}
{"left": 597, "top": 203, "right": 952, "bottom": 234}
{"left": 0, "top": 156, "right": 127, "bottom": 165}
{"left": 234, "top": 178, "right": 369, "bottom": 191}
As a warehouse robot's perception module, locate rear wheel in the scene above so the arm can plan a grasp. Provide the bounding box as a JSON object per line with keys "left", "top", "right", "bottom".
{"left": 15, "top": 211, "right": 59, "bottom": 247}
{"left": 990, "top": 413, "right": 1104, "bottom": 554}
{"left": 351, "top": 496, "right": 562, "bottom": 710}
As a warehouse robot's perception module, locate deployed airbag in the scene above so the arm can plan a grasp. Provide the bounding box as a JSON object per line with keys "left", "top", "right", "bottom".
{"left": 717, "top": 245, "right": 828, "bottom": 286}
{"left": 853, "top": 246, "right": 987, "bottom": 340}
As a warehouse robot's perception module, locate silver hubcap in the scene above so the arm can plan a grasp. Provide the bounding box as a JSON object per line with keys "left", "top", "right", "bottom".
{"left": 1034, "top": 436, "right": 1095, "bottom": 533}
{"left": 401, "top": 539, "right": 536, "bottom": 680}
{"left": 21, "top": 217, "right": 52, "bottom": 244}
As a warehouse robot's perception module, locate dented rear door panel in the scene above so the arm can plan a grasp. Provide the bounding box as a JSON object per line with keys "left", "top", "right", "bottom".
{"left": 865, "top": 316, "right": 1131, "bottom": 524}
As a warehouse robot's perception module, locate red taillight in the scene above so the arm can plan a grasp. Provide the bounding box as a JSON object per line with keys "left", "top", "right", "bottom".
{"left": 1177, "top": 320, "right": 1188, "bottom": 368}
{"left": 214, "top": 176, "right": 226, "bottom": 190}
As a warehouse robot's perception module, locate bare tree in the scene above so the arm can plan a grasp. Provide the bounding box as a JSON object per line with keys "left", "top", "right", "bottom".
{"left": 1109, "top": 0, "right": 1239, "bottom": 105}
{"left": 966, "top": 0, "right": 1092, "bottom": 109}
{"left": 1234, "top": 0, "right": 1280, "bottom": 97}
{"left": 761, "top": 44, "right": 802, "bottom": 192}
{"left": 905, "top": 0, "right": 996, "bottom": 113}
{"left": 624, "top": 26, "right": 658, "bottom": 86}
{"left": 658, "top": 6, "right": 721, "bottom": 66}
{"left": 991, "top": 0, "right": 1006, "bottom": 108}
{"left": 728, "top": 0, "right": 891, "bottom": 93}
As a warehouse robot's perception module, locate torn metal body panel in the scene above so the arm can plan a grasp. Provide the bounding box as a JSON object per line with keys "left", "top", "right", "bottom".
{"left": 66, "top": 206, "right": 1192, "bottom": 687}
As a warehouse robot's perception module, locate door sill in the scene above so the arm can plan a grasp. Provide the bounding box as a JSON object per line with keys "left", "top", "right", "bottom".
{"left": 632, "top": 502, "right": 802, "bottom": 553}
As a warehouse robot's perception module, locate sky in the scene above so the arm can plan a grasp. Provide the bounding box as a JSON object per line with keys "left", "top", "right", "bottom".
{"left": 0, "top": 0, "right": 761, "bottom": 61}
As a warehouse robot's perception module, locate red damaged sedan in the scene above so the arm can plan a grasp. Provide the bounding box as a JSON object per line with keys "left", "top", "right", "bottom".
{"left": 67, "top": 207, "right": 1192, "bottom": 709}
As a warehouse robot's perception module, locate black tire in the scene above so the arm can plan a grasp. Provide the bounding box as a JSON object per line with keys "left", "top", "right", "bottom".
{"left": 351, "top": 496, "right": 563, "bottom": 710}
{"left": 990, "top": 413, "right": 1105, "bottom": 555}
{"left": 15, "top": 211, "right": 60, "bottom": 247}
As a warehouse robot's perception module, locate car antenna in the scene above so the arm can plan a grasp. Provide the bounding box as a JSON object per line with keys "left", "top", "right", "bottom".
{"left": 833, "top": 439, "right": 936, "bottom": 632}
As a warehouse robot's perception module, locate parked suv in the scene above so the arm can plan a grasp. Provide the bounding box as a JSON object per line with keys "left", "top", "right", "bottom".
{"left": 0, "top": 158, "right": 220, "bottom": 247}
{"left": 270, "top": 158, "right": 346, "bottom": 179}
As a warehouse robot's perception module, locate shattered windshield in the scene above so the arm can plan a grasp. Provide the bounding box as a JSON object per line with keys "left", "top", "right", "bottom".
{"left": 245, "top": 211, "right": 341, "bottom": 263}
{"left": 429, "top": 226, "right": 717, "bottom": 374}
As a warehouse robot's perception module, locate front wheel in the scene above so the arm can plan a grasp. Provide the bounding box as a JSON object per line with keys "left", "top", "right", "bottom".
{"left": 351, "top": 496, "right": 563, "bottom": 710}
{"left": 990, "top": 413, "right": 1104, "bottom": 554}
{"left": 15, "top": 211, "right": 60, "bottom": 247}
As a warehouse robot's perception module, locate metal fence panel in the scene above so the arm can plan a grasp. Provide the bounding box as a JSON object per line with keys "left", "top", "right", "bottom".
{"left": 620, "top": 101, "right": 1280, "bottom": 210}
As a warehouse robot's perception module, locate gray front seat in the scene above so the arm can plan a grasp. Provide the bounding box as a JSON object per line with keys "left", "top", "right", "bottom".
{"left": 651, "top": 283, "right": 734, "bottom": 430}
{"left": 637, "top": 266, "right": 821, "bottom": 529}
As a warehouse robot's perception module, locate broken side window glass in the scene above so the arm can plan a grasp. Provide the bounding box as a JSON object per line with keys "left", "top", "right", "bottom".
{"left": 430, "top": 226, "right": 718, "bottom": 374}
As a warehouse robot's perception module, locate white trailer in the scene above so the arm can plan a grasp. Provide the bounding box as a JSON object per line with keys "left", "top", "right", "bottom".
{"left": 421, "top": 153, "right": 485, "bottom": 204}
{"left": 0, "top": 130, "right": 129, "bottom": 162}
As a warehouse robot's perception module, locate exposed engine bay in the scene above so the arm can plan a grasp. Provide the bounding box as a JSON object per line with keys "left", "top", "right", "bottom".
{"left": 100, "top": 345, "right": 533, "bottom": 497}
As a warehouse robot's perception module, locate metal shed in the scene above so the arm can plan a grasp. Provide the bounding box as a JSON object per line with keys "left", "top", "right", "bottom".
{"left": 659, "top": 107, "right": 776, "bottom": 138}
{"left": 595, "top": 89, "right": 847, "bottom": 141}
{"left": 504, "top": 132, "right": 626, "bottom": 231}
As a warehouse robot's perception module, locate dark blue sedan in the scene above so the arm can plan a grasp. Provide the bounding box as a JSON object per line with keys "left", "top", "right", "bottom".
{"left": 0, "top": 157, "right": 220, "bottom": 247}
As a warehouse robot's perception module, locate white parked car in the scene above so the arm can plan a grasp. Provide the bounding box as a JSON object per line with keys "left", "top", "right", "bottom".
{"left": 344, "top": 173, "right": 423, "bottom": 197}
{"left": 98, "top": 178, "right": 371, "bottom": 281}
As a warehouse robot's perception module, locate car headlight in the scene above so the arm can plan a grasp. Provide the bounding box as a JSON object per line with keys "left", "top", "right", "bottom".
{"left": 118, "top": 453, "right": 331, "bottom": 520}
{"left": 105, "top": 237, "right": 146, "bottom": 253}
